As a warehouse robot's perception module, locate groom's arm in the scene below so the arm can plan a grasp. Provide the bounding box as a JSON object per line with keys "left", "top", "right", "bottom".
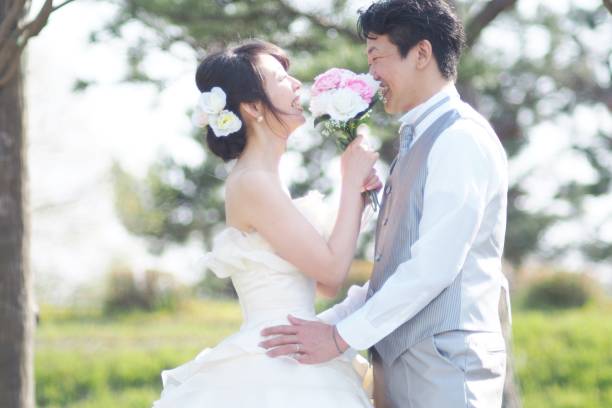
{"left": 317, "top": 282, "right": 370, "bottom": 325}
{"left": 336, "top": 126, "right": 494, "bottom": 350}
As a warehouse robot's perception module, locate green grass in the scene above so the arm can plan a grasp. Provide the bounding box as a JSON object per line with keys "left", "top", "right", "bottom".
{"left": 35, "top": 300, "right": 241, "bottom": 407}
{"left": 512, "top": 305, "right": 612, "bottom": 407}
{"left": 35, "top": 299, "right": 612, "bottom": 407}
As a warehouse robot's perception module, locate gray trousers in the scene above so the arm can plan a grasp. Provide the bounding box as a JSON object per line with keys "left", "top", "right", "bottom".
{"left": 372, "top": 330, "right": 506, "bottom": 408}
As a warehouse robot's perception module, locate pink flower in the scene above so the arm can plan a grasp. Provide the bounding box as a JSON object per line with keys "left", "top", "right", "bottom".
{"left": 312, "top": 68, "right": 351, "bottom": 96}
{"left": 345, "top": 78, "right": 375, "bottom": 103}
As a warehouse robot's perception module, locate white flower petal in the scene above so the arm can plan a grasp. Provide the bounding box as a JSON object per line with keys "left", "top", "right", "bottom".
{"left": 199, "top": 86, "right": 227, "bottom": 115}
{"left": 309, "top": 94, "right": 331, "bottom": 117}
{"left": 327, "top": 88, "right": 369, "bottom": 121}
{"left": 191, "top": 106, "right": 209, "bottom": 128}
{"left": 210, "top": 110, "right": 242, "bottom": 137}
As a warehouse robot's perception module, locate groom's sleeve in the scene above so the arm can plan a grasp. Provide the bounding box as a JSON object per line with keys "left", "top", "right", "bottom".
{"left": 316, "top": 282, "right": 369, "bottom": 325}
{"left": 335, "top": 126, "right": 493, "bottom": 350}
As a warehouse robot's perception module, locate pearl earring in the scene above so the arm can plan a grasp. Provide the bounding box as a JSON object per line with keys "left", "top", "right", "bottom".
{"left": 257, "top": 116, "right": 263, "bottom": 123}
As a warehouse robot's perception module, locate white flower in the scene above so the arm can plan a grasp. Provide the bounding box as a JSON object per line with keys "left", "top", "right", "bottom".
{"left": 210, "top": 110, "right": 242, "bottom": 137}
{"left": 198, "top": 86, "right": 227, "bottom": 115}
{"left": 309, "top": 92, "right": 332, "bottom": 118}
{"left": 191, "top": 105, "right": 209, "bottom": 128}
{"left": 327, "top": 88, "right": 369, "bottom": 121}
{"left": 193, "top": 86, "right": 243, "bottom": 137}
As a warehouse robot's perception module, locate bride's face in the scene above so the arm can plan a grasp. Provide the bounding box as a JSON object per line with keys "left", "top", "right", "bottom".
{"left": 257, "top": 54, "right": 305, "bottom": 135}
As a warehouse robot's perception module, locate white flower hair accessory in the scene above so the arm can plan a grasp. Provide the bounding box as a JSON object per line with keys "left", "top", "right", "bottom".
{"left": 191, "top": 87, "right": 242, "bottom": 137}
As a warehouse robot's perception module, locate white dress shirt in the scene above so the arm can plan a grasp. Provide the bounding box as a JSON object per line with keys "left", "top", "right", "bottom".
{"left": 319, "top": 84, "right": 510, "bottom": 351}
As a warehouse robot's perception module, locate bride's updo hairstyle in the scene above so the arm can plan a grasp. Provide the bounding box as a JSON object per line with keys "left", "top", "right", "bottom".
{"left": 195, "top": 40, "right": 290, "bottom": 162}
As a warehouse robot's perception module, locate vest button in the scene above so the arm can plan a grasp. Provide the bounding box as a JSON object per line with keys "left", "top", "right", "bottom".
{"left": 383, "top": 218, "right": 388, "bottom": 225}
{"left": 384, "top": 185, "right": 392, "bottom": 195}
{"left": 375, "top": 253, "right": 382, "bottom": 262}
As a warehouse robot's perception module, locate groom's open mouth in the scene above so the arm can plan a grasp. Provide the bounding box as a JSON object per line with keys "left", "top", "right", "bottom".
{"left": 379, "top": 83, "right": 390, "bottom": 103}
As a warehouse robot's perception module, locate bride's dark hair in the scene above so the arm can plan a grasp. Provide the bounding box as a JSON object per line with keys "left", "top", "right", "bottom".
{"left": 195, "top": 40, "right": 290, "bottom": 162}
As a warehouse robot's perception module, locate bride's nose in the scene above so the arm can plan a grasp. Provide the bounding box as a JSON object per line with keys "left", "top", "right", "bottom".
{"left": 291, "top": 76, "right": 302, "bottom": 90}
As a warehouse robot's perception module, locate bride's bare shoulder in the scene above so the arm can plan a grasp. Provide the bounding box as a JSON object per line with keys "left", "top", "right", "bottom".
{"left": 225, "top": 169, "right": 288, "bottom": 229}
{"left": 225, "top": 168, "right": 281, "bottom": 200}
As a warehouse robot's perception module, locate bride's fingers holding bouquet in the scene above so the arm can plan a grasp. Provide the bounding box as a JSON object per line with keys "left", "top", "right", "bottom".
{"left": 340, "top": 135, "right": 379, "bottom": 191}
{"left": 362, "top": 168, "right": 383, "bottom": 193}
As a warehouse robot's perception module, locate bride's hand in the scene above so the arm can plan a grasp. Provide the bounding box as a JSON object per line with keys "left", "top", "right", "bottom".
{"left": 340, "top": 135, "right": 379, "bottom": 191}
{"left": 361, "top": 168, "right": 383, "bottom": 193}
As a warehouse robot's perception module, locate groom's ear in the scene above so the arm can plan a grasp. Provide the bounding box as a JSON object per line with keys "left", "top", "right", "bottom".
{"left": 414, "top": 40, "right": 433, "bottom": 70}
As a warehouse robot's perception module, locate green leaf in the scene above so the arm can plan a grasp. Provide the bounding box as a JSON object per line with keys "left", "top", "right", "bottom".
{"left": 314, "top": 114, "right": 331, "bottom": 127}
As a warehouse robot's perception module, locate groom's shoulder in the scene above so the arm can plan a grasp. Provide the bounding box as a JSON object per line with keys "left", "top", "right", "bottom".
{"left": 434, "top": 102, "right": 506, "bottom": 163}
{"left": 453, "top": 100, "right": 496, "bottom": 136}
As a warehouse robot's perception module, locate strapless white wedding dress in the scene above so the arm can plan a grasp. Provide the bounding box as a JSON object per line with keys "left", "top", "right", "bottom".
{"left": 152, "top": 191, "right": 373, "bottom": 407}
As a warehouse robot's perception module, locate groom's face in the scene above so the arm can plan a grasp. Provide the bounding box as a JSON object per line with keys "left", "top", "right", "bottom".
{"left": 367, "top": 34, "right": 418, "bottom": 114}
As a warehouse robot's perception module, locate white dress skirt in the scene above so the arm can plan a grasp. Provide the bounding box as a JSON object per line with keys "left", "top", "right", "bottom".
{"left": 152, "top": 192, "right": 373, "bottom": 408}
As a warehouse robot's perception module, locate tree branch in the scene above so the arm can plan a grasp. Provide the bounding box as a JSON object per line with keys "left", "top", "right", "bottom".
{"left": 604, "top": 0, "right": 612, "bottom": 14}
{"left": 0, "top": 0, "right": 74, "bottom": 89}
{"left": 17, "top": 0, "right": 54, "bottom": 45}
{"left": 465, "top": 0, "right": 518, "bottom": 48}
{"left": 277, "top": 0, "right": 360, "bottom": 43}
{"left": 0, "top": 0, "right": 27, "bottom": 44}
{"left": 52, "top": 0, "right": 78, "bottom": 13}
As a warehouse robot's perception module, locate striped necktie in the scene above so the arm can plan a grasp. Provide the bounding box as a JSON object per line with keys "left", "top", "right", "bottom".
{"left": 397, "top": 95, "right": 452, "bottom": 157}
{"left": 398, "top": 123, "right": 415, "bottom": 156}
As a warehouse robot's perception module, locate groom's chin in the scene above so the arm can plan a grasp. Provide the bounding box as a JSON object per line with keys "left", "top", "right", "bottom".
{"left": 382, "top": 104, "right": 396, "bottom": 114}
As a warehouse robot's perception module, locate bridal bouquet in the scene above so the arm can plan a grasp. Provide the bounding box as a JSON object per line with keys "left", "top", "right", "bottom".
{"left": 309, "top": 68, "right": 381, "bottom": 210}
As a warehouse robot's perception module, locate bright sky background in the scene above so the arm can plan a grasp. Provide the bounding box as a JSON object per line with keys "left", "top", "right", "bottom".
{"left": 25, "top": 0, "right": 611, "bottom": 304}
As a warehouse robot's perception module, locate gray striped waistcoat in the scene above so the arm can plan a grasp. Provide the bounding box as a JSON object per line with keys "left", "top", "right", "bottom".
{"left": 367, "top": 109, "right": 463, "bottom": 364}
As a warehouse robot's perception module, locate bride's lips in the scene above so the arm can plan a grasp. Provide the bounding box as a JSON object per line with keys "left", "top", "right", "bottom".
{"left": 291, "top": 96, "right": 303, "bottom": 112}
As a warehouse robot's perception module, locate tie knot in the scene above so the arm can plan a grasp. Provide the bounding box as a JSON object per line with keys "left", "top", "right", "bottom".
{"left": 399, "top": 124, "right": 415, "bottom": 155}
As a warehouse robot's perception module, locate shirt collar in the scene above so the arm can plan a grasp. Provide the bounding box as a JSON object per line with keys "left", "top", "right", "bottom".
{"left": 398, "top": 84, "right": 460, "bottom": 142}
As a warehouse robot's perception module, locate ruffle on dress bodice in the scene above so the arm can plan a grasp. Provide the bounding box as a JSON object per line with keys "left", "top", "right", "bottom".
{"left": 200, "top": 191, "right": 338, "bottom": 328}
{"left": 202, "top": 190, "right": 335, "bottom": 278}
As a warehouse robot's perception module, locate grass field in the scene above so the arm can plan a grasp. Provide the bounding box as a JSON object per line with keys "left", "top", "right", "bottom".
{"left": 35, "top": 299, "right": 612, "bottom": 407}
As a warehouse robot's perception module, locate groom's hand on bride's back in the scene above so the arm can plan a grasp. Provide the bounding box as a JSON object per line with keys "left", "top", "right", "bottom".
{"left": 259, "top": 315, "right": 349, "bottom": 364}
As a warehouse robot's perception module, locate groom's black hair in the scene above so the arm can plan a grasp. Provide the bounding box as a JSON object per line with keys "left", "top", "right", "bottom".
{"left": 357, "top": 0, "right": 465, "bottom": 79}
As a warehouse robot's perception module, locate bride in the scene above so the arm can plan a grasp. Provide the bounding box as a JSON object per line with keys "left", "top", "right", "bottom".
{"left": 152, "top": 40, "right": 381, "bottom": 407}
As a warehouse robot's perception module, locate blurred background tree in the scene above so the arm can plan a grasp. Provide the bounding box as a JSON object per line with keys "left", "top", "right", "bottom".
{"left": 101, "top": 0, "right": 611, "bottom": 271}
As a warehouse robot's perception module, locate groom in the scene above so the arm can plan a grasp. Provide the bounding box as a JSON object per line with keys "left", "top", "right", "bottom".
{"left": 261, "top": 1, "right": 510, "bottom": 407}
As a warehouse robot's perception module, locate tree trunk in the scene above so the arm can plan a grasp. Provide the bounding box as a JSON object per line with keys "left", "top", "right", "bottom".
{"left": 0, "top": 1, "right": 34, "bottom": 405}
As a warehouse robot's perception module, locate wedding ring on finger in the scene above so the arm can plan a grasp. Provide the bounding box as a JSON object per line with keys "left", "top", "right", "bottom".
{"left": 295, "top": 343, "right": 301, "bottom": 353}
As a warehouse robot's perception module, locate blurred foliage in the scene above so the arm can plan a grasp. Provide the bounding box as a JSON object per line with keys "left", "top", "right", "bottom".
{"left": 102, "top": 263, "right": 185, "bottom": 314}
{"left": 35, "top": 299, "right": 241, "bottom": 406}
{"left": 522, "top": 272, "right": 601, "bottom": 310}
{"left": 96, "top": 0, "right": 612, "bottom": 268}
{"left": 35, "top": 299, "right": 612, "bottom": 407}
{"left": 195, "top": 271, "right": 237, "bottom": 298}
{"left": 513, "top": 306, "right": 612, "bottom": 408}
